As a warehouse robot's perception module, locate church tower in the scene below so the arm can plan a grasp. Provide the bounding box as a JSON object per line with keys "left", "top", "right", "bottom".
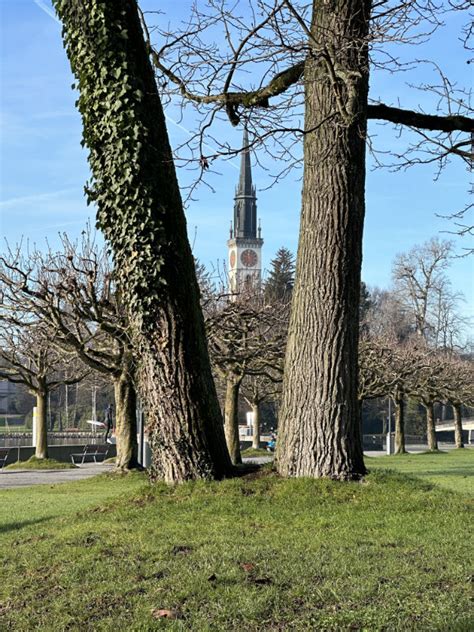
{"left": 228, "top": 128, "right": 263, "bottom": 296}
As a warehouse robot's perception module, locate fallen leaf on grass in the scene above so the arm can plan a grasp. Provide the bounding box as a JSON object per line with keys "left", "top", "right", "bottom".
{"left": 240, "top": 562, "right": 256, "bottom": 573}
{"left": 151, "top": 608, "right": 180, "bottom": 620}
{"left": 207, "top": 573, "right": 217, "bottom": 582}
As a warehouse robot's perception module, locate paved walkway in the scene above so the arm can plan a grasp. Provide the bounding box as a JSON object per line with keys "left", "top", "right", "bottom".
{"left": 2, "top": 445, "right": 469, "bottom": 490}
{"left": 0, "top": 463, "right": 114, "bottom": 490}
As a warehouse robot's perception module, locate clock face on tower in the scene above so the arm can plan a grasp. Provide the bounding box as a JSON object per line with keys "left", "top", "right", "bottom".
{"left": 241, "top": 249, "right": 258, "bottom": 267}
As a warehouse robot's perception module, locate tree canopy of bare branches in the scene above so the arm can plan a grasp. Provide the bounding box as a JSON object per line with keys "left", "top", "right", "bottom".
{"left": 0, "top": 232, "right": 140, "bottom": 470}
{"left": 143, "top": 0, "right": 473, "bottom": 480}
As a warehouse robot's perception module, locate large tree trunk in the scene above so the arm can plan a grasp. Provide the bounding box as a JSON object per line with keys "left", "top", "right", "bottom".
{"left": 113, "top": 363, "right": 140, "bottom": 471}
{"left": 453, "top": 403, "right": 464, "bottom": 449}
{"left": 224, "top": 376, "right": 242, "bottom": 465}
{"left": 35, "top": 390, "right": 48, "bottom": 460}
{"left": 276, "top": 0, "right": 370, "bottom": 479}
{"left": 394, "top": 395, "right": 407, "bottom": 455}
{"left": 425, "top": 402, "right": 438, "bottom": 451}
{"left": 252, "top": 402, "right": 261, "bottom": 450}
{"left": 55, "top": 0, "right": 232, "bottom": 482}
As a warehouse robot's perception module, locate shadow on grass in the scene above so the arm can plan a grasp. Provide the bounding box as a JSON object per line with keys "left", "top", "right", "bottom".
{"left": 0, "top": 516, "right": 52, "bottom": 535}
{"left": 420, "top": 467, "right": 473, "bottom": 477}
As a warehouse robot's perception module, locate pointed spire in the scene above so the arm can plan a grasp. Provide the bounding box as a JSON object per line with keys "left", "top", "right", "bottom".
{"left": 237, "top": 125, "right": 253, "bottom": 197}
{"left": 233, "top": 126, "right": 257, "bottom": 239}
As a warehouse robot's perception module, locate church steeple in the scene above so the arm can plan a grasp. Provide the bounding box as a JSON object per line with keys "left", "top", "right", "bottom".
{"left": 227, "top": 126, "right": 263, "bottom": 298}
{"left": 233, "top": 127, "right": 257, "bottom": 239}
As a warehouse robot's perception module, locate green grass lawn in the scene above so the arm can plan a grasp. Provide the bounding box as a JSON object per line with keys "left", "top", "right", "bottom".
{"left": 0, "top": 451, "right": 472, "bottom": 631}
{"left": 241, "top": 447, "right": 272, "bottom": 458}
{"left": 5, "top": 456, "right": 76, "bottom": 470}
{"left": 368, "top": 448, "right": 473, "bottom": 496}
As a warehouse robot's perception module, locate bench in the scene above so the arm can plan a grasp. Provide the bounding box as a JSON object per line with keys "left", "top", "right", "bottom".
{"left": 70, "top": 444, "right": 109, "bottom": 465}
{"left": 0, "top": 448, "right": 10, "bottom": 469}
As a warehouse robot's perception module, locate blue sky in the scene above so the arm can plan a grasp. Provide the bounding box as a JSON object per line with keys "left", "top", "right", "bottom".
{"left": 0, "top": 0, "right": 472, "bottom": 319}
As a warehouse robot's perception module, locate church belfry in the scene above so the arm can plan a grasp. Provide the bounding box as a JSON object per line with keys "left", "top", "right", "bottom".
{"left": 228, "top": 128, "right": 263, "bottom": 295}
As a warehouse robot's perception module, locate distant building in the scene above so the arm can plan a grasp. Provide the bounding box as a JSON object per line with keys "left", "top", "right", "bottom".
{"left": 227, "top": 128, "right": 263, "bottom": 296}
{"left": 0, "top": 380, "right": 16, "bottom": 414}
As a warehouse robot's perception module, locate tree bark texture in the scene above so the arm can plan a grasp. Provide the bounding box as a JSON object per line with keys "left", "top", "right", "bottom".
{"left": 113, "top": 367, "right": 140, "bottom": 471}
{"left": 35, "top": 390, "right": 48, "bottom": 460}
{"left": 425, "top": 402, "right": 438, "bottom": 451}
{"left": 276, "top": 0, "right": 370, "bottom": 479}
{"left": 252, "top": 402, "right": 261, "bottom": 450}
{"left": 453, "top": 403, "right": 464, "bottom": 449}
{"left": 224, "top": 377, "right": 242, "bottom": 465}
{"left": 56, "top": 0, "right": 232, "bottom": 482}
{"left": 394, "top": 395, "right": 407, "bottom": 454}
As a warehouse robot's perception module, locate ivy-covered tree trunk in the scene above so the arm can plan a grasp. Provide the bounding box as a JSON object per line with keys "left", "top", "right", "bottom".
{"left": 252, "top": 402, "right": 261, "bottom": 450}
{"left": 394, "top": 395, "right": 407, "bottom": 455}
{"left": 224, "top": 376, "right": 242, "bottom": 465}
{"left": 55, "top": 0, "right": 232, "bottom": 482}
{"left": 35, "top": 389, "right": 48, "bottom": 460}
{"left": 276, "top": 0, "right": 370, "bottom": 479}
{"left": 425, "top": 402, "right": 438, "bottom": 451}
{"left": 113, "top": 361, "right": 140, "bottom": 471}
{"left": 453, "top": 403, "right": 464, "bottom": 449}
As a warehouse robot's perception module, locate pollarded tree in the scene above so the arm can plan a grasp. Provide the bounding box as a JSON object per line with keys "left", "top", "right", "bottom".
{"left": 242, "top": 370, "right": 283, "bottom": 450}
{"left": 0, "top": 234, "right": 140, "bottom": 471}
{"left": 147, "top": 0, "right": 473, "bottom": 479}
{"left": 206, "top": 293, "right": 288, "bottom": 463}
{"left": 53, "top": 0, "right": 232, "bottom": 482}
{"left": 440, "top": 354, "right": 474, "bottom": 449}
{"left": 0, "top": 324, "right": 82, "bottom": 459}
{"left": 406, "top": 347, "right": 453, "bottom": 451}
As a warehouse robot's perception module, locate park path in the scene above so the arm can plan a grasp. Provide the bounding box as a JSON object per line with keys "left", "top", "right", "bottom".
{"left": 0, "top": 463, "right": 114, "bottom": 490}
{"left": 0, "top": 458, "right": 273, "bottom": 490}
{"left": 2, "top": 446, "right": 466, "bottom": 489}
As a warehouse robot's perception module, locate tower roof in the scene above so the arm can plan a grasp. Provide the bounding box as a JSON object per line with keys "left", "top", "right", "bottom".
{"left": 237, "top": 127, "right": 253, "bottom": 197}
{"left": 233, "top": 127, "right": 257, "bottom": 239}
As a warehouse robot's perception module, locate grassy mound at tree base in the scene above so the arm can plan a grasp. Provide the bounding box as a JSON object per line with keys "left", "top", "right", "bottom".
{"left": 241, "top": 447, "right": 272, "bottom": 458}
{"left": 5, "top": 456, "right": 76, "bottom": 470}
{"left": 0, "top": 451, "right": 472, "bottom": 631}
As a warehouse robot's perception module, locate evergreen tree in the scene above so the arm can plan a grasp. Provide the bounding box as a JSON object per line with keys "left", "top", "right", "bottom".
{"left": 265, "top": 247, "right": 295, "bottom": 303}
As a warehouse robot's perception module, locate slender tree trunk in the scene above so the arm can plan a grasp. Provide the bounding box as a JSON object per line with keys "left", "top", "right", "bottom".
{"left": 113, "top": 362, "right": 140, "bottom": 471}
{"left": 64, "top": 382, "right": 69, "bottom": 429}
{"left": 252, "top": 402, "right": 261, "bottom": 450}
{"left": 55, "top": 0, "right": 232, "bottom": 482}
{"left": 394, "top": 395, "right": 407, "bottom": 454}
{"left": 224, "top": 376, "right": 242, "bottom": 465}
{"left": 425, "top": 402, "right": 438, "bottom": 451}
{"left": 35, "top": 390, "right": 48, "bottom": 459}
{"left": 277, "top": 0, "right": 370, "bottom": 479}
{"left": 453, "top": 403, "right": 464, "bottom": 449}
